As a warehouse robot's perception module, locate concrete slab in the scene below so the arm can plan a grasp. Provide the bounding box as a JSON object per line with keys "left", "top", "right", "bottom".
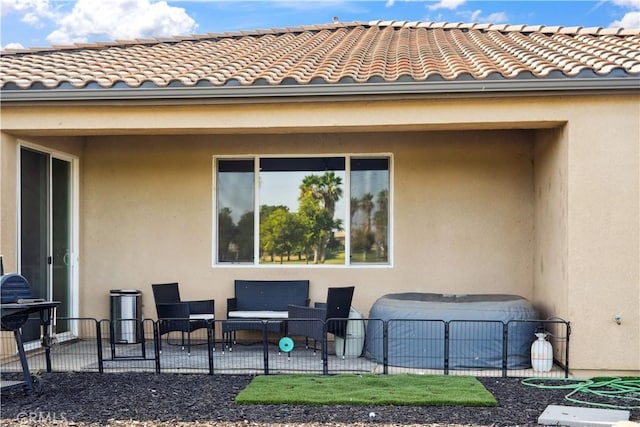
{"left": 538, "top": 405, "right": 630, "bottom": 427}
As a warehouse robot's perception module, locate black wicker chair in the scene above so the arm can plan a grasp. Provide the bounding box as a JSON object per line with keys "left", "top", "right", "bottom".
{"left": 287, "top": 286, "right": 354, "bottom": 358}
{"left": 152, "top": 283, "right": 215, "bottom": 354}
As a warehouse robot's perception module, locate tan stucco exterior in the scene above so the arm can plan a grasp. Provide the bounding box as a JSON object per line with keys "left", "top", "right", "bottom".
{"left": 1, "top": 93, "right": 638, "bottom": 376}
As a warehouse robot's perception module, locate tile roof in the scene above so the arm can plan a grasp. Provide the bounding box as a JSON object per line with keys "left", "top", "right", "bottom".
{"left": 1, "top": 20, "right": 640, "bottom": 91}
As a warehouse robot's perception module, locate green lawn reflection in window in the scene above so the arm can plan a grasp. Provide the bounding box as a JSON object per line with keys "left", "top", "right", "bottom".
{"left": 260, "top": 157, "right": 345, "bottom": 264}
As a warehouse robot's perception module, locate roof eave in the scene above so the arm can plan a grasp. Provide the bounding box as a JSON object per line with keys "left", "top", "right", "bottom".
{"left": 1, "top": 78, "right": 638, "bottom": 103}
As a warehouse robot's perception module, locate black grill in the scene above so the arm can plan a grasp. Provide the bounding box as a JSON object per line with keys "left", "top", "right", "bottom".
{"left": 1, "top": 274, "right": 33, "bottom": 303}
{"left": 0, "top": 267, "right": 60, "bottom": 394}
{"left": 1, "top": 273, "right": 58, "bottom": 331}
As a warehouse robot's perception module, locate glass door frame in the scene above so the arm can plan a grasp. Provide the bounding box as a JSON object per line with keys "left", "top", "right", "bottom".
{"left": 17, "top": 141, "right": 80, "bottom": 342}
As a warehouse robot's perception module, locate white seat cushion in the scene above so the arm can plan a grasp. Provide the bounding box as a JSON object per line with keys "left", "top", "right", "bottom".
{"left": 189, "top": 314, "right": 215, "bottom": 320}
{"left": 228, "top": 310, "right": 288, "bottom": 319}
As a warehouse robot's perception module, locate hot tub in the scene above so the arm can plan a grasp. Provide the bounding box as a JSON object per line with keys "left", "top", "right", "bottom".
{"left": 364, "top": 293, "right": 539, "bottom": 369}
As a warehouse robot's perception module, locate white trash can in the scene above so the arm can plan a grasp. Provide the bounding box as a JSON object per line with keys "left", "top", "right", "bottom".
{"left": 334, "top": 307, "right": 365, "bottom": 357}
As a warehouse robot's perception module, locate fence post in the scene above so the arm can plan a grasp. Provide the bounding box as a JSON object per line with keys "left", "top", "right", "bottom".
{"left": 322, "top": 320, "right": 329, "bottom": 375}
{"left": 140, "top": 319, "right": 146, "bottom": 359}
{"left": 382, "top": 320, "right": 388, "bottom": 375}
{"left": 564, "top": 321, "right": 571, "bottom": 378}
{"left": 263, "top": 322, "right": 270, "bottom": 375}
{"left": 153, "top": 321, "right": 161, "bottom": 374}
{"left": 502, "top": 322, "right": 508, "bottom": 378}
{"left": 443, "top": 321, "right": 449, "bottom": 375}
{"left": 109, "top": 319, "right": 116, "bottom": 360}
{"left": 207, "top": 321, "right": 214, "bottom": 375}
{"left": 96, "top": 319, "right": 104, "bottom": 374}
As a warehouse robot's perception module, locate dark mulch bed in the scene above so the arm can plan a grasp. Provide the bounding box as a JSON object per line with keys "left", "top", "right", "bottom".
{"left": 1, "top": 373, "right": 638, "bottom": 426}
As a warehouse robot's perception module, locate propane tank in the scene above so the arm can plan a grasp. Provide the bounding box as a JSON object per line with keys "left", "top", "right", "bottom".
{"left": 531, "top": 332, "right": 553, "bottom": 372}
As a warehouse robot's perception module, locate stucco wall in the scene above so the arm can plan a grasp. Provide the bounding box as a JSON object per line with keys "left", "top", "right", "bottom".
{"left": 81, "top": 130, "right": 534, "bottom": 322}
{"left": 533, "top": 126, "right": 568, "bottom": 318}
{"left": 0, "top": 132, "right": 18, "bottom": 272}
{"left": 530, "top": 96, "right": 640, "bottom": 375}
{"left": 1, "top": 93, "right": 638, "bottom": 374}
{"left": 565, "top": 100, "right": 640, "bottom": 374}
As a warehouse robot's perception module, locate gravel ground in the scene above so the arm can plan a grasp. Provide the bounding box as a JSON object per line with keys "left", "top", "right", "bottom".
{"left": 1, "top": 373, "right": 638, "bottom": 426}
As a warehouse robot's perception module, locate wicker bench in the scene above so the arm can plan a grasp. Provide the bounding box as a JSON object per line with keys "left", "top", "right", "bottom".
{"left": 223, "top": 280, "right": 309, "bottom": 349}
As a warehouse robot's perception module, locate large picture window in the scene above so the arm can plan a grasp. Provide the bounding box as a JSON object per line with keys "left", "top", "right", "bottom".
{"left": 215, "top": 155, "right": 391, "bottom": 266}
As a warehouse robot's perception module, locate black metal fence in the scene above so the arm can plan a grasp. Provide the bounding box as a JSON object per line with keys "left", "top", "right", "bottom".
{"left": 0, "top": 317, "right": 569, "bottom": 377}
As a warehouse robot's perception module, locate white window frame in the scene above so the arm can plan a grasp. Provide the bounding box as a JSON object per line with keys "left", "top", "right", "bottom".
{"left": 212, "top": 153, "right": 393, "bottom": 268}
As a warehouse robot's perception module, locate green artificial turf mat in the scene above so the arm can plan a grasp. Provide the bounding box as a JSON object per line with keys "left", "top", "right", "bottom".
{"left": 235, "top": 374, "right": 497, "bottom": 406}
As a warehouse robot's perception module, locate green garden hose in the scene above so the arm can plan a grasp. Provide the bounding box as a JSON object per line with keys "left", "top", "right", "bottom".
{"left": 521, "top": 377, "right": 640, "bottom": 410}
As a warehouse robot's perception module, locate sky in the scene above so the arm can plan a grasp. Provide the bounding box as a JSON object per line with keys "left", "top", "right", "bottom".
{"left": 1, "top": 0, "right": 640, "bottom": 50}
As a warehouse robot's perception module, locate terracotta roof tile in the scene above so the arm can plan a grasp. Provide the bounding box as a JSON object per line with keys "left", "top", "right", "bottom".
{"left": 1, "top": 20, "right": 639, "bottom": 91}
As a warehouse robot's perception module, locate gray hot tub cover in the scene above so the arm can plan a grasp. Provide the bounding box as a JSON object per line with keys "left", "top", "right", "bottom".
{"left": 364, "top": 293, "right": 539, "bottom": 369}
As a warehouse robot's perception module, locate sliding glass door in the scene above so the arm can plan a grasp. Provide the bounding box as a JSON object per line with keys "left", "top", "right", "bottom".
{"left": 19, "top": 146, "right": 76, "bottom": 342}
